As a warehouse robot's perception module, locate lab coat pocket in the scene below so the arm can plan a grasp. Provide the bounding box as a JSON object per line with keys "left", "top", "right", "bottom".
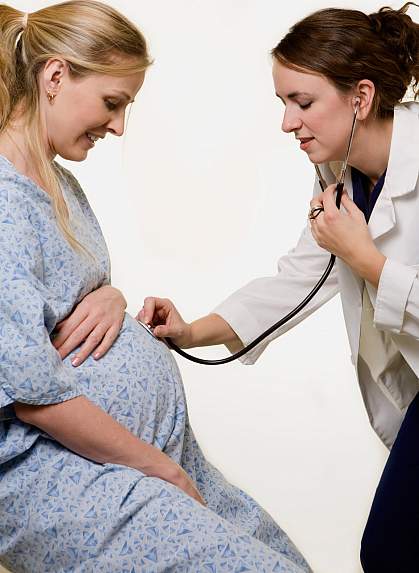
{"left": 379, "top": 354, "right": 418, "bottom": 411}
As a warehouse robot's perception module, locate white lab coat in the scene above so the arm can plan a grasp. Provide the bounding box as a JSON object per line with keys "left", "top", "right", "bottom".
{"left": 214, "top": 101, "right": 419, "bottom": 448}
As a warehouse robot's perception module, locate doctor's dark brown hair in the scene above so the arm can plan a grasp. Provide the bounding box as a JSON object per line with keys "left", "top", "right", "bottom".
{"left": 272, "top": 2, "right": 419, "bottom": 119}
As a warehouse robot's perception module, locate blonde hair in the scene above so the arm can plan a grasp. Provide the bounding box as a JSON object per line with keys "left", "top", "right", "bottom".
{"left": 0, "top": 0, "right": 151, "bottom": 250}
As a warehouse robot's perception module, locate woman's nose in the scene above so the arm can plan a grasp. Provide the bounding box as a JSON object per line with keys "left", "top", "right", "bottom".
{"left": 107, "top": 113, "right": 125, "bottom": 137}
{"left": 281, "top": 108, "right": 302, "bottom": 133}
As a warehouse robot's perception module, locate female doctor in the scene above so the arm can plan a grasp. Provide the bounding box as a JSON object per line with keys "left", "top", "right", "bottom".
{"left": 135, "top": 4, "right": 419, "bottom": 572}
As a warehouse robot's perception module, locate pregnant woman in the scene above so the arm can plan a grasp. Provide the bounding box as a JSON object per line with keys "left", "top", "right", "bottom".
{"left": 0, "top": 2, "right": 310, "bottom": 572}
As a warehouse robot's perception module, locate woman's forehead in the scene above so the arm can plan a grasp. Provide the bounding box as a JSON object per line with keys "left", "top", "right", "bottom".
{"left": 76, "top": 70, "right": 145, "bottom": 97}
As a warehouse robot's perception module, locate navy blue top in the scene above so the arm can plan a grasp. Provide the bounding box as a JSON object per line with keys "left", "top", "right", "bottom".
{"left": 351, "top": 167, "right": 386, "bottom": 222}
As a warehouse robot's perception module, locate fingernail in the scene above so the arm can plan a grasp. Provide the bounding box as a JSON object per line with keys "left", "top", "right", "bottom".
{"left": 93, "top": 352, "right": 100, "bottom": 360}
{"left": 71, "top": 357, "right": 80, "bottom": 367}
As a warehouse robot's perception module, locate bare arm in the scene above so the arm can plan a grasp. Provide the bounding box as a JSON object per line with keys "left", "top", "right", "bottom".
{"left": 138, "top": 299, "right": 242, "bottom": 352}
{"left": 15, "top": 397, "right": 204, "bottom": 504}
{"left": 189, "top": 314, "right": 243, "bottom": 353}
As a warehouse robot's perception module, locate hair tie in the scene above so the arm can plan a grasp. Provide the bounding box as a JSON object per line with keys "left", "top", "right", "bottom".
{"left": 15, "top": 13, "right": 29, "bottom": 49}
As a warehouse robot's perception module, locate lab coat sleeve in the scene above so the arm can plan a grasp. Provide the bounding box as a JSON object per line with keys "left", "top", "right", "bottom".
{"left": 374, "top": 257, "right": 419, "bottom": 338}
{"left": 0, "top": 186, "right": 82, "bottom": 411}
{"left": 213, "top": 179, "right": 339, "bottom": 364}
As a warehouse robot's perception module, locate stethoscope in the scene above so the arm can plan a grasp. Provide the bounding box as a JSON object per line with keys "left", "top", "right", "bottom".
{"left": 139, "top": 99, "right": 360, "bottom": 365}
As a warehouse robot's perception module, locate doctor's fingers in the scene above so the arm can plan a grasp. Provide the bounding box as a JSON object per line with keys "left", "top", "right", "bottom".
{"left": 340, "top": 193, "right": 365, "bottom": 221}
{"left": 138, "top": 296, "right": 159, "bottom": 324}
{"left": 140, "top": 297, "right": 176, "bottom": 326}
{"left": 322, "top": 184, "right": 341, "bottom": 213}
{"left": 310, "top": 193, "right": 325, "bottom": 209}
{"left": 309, "top": 220, "right": 323, "bottom": 247}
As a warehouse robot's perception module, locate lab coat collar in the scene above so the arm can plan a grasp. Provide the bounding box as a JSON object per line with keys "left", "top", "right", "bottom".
{"left": 367, "top": 102, "right": 419, "bottom": 241}
{"left": 383, "top": 102, "right": 419, "bottom": 199}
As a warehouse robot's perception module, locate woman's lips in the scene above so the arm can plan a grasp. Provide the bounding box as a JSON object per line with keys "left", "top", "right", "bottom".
{"left": 299, "top": 137, "right": 314, "bottom": 151}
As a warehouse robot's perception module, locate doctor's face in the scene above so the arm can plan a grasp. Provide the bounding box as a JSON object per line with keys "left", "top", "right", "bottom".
{"left": 272, "top": 59, "right": 355, "bottom": 164}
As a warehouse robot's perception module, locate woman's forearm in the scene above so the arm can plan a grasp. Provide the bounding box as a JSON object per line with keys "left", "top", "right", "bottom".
{"left": 14, "top": 396, "right": 179, "bottom": 480}
{"left": 188, "top": 313, "right": 243, "bottom": 353}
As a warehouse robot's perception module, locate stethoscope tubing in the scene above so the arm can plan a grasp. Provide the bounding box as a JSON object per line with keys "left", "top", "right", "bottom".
{"left": 165, "top": 251, "right": 337, "bottom": 365}
{"left": 166, "top": 105, "right": 358, "bottom": 365}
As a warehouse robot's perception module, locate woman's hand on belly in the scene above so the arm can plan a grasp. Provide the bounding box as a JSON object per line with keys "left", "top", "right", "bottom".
{"left": 52, "top": 285, "right": 126, "bottom": 366}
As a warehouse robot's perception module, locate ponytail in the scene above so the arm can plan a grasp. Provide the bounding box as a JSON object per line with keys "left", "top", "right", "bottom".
{"left": 369, "top": 3, "right": 419, "bottom": 99}
{"left": 0, "top": 6, "right": 27, "bottom": 132}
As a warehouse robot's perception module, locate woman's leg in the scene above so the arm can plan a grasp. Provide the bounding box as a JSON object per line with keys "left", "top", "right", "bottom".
{"left": 1, "top": 440, "right": 309, "bottom": 573}
{"left": 360, "top": 392, "right": 419, "bottom": 572}
{"left": 180, "top": 425, "right": 311, "bottom": 572}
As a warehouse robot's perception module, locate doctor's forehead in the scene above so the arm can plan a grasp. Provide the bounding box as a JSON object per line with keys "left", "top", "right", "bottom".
{"left": 272, "top": 61, "right": 332, "bottom": 99}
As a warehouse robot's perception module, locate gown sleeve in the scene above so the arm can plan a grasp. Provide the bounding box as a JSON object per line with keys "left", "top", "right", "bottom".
{"left": 0, "top": 185, "right": 82, "bottom": 411}
{"left": 213, "top": 176, "right": 339, "bottom": 364}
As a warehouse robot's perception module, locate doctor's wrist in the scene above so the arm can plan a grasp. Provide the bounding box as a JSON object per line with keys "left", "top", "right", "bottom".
{"left": 347, "top": 245, "right": 386, "bottom": 288}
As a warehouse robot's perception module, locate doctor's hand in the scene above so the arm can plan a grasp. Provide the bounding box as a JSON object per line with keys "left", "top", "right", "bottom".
{"left": 309, "top": 184, "right": 386, "bottom": 287}
{"left": 52, "top": 285, "right": 126, "bottom": 366}
{"left": 136, "top": 297, "right": 193, "bottom": 348}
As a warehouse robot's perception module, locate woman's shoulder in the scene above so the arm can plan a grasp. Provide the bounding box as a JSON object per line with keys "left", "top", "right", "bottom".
{"left": 0, "top": 155, "right": 51, "bottom": 217}
{"left": 54, "top": 161, "right": 91, "bottom": 208}
{"left": 54, "top": 161, "right": 81, "bottom": 190}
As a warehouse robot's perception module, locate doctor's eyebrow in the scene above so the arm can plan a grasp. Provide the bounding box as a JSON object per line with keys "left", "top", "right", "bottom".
{"left": 275, "top": 91, "right": 312, "bottom": 103}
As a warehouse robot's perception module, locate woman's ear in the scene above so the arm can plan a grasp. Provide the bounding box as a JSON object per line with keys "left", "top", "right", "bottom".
{"left": 41, "top": 58, "right": 68, "bottom": 99}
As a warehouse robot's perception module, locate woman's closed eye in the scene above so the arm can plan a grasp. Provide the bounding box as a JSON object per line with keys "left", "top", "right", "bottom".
{"left": 299, "top": 102, "right": 312, "bottom": 110}
{"left": 104, "top": 99, "right": 119, "bottom": 111}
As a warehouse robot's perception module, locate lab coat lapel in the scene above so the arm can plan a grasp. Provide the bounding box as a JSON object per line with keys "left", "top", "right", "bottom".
{"left": 368, "top": 103, "right": 419, "bottom": 241}
{"left": 368, "top": 191, "right": 396, "bottom": 241}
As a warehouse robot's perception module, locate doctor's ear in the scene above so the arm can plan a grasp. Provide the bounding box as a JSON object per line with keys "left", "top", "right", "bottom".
{"left": 352, "top": 79, "right": 376, "bottom": 120}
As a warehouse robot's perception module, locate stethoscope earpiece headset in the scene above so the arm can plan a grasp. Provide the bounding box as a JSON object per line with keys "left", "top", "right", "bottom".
{"left": 151, "top": 99, "right": 361, "bottom": 365}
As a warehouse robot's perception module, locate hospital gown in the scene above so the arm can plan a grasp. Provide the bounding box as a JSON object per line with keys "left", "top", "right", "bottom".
{"left": 0, "top": 155, "right": 311, "bottom": 573}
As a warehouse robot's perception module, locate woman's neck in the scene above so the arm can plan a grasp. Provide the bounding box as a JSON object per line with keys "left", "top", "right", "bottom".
{"left": 0, "top": 122, "right": 52, "bottom": 187}
{"left": 348, "top": 116, "right": 393, "bottom": 186}
{"left": 0, "top": 129, "right": 31, "bottom": 172}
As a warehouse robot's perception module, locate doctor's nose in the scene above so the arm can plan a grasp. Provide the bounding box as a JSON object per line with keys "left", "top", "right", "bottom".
{"left": 281, "top": 108, "right": 303, "bottom": 133}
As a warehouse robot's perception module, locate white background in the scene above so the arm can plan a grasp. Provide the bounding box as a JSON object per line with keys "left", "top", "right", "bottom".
{"left": 8, "top": 1, "right": 399, "bottom": 572}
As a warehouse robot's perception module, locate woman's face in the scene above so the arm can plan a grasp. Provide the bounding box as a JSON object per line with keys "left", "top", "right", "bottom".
{"left": 272, "top": 59, "right": 356, "bottom": 164}
{"left": 42, "top": 60, "right": 145, "bottom": 161}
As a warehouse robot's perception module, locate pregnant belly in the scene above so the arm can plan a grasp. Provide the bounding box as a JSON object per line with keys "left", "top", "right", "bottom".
{"left": 64, "top": 314, "right": 185, "bottom": 445}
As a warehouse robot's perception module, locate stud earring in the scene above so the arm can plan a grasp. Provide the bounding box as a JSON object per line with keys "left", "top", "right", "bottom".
{"left": 47, "top": 91, "right": 56, "bottom": 103}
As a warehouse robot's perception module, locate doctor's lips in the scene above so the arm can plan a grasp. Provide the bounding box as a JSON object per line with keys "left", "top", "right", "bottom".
{"left": 297, "top": 137, "right": 315, "bottom": 151}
